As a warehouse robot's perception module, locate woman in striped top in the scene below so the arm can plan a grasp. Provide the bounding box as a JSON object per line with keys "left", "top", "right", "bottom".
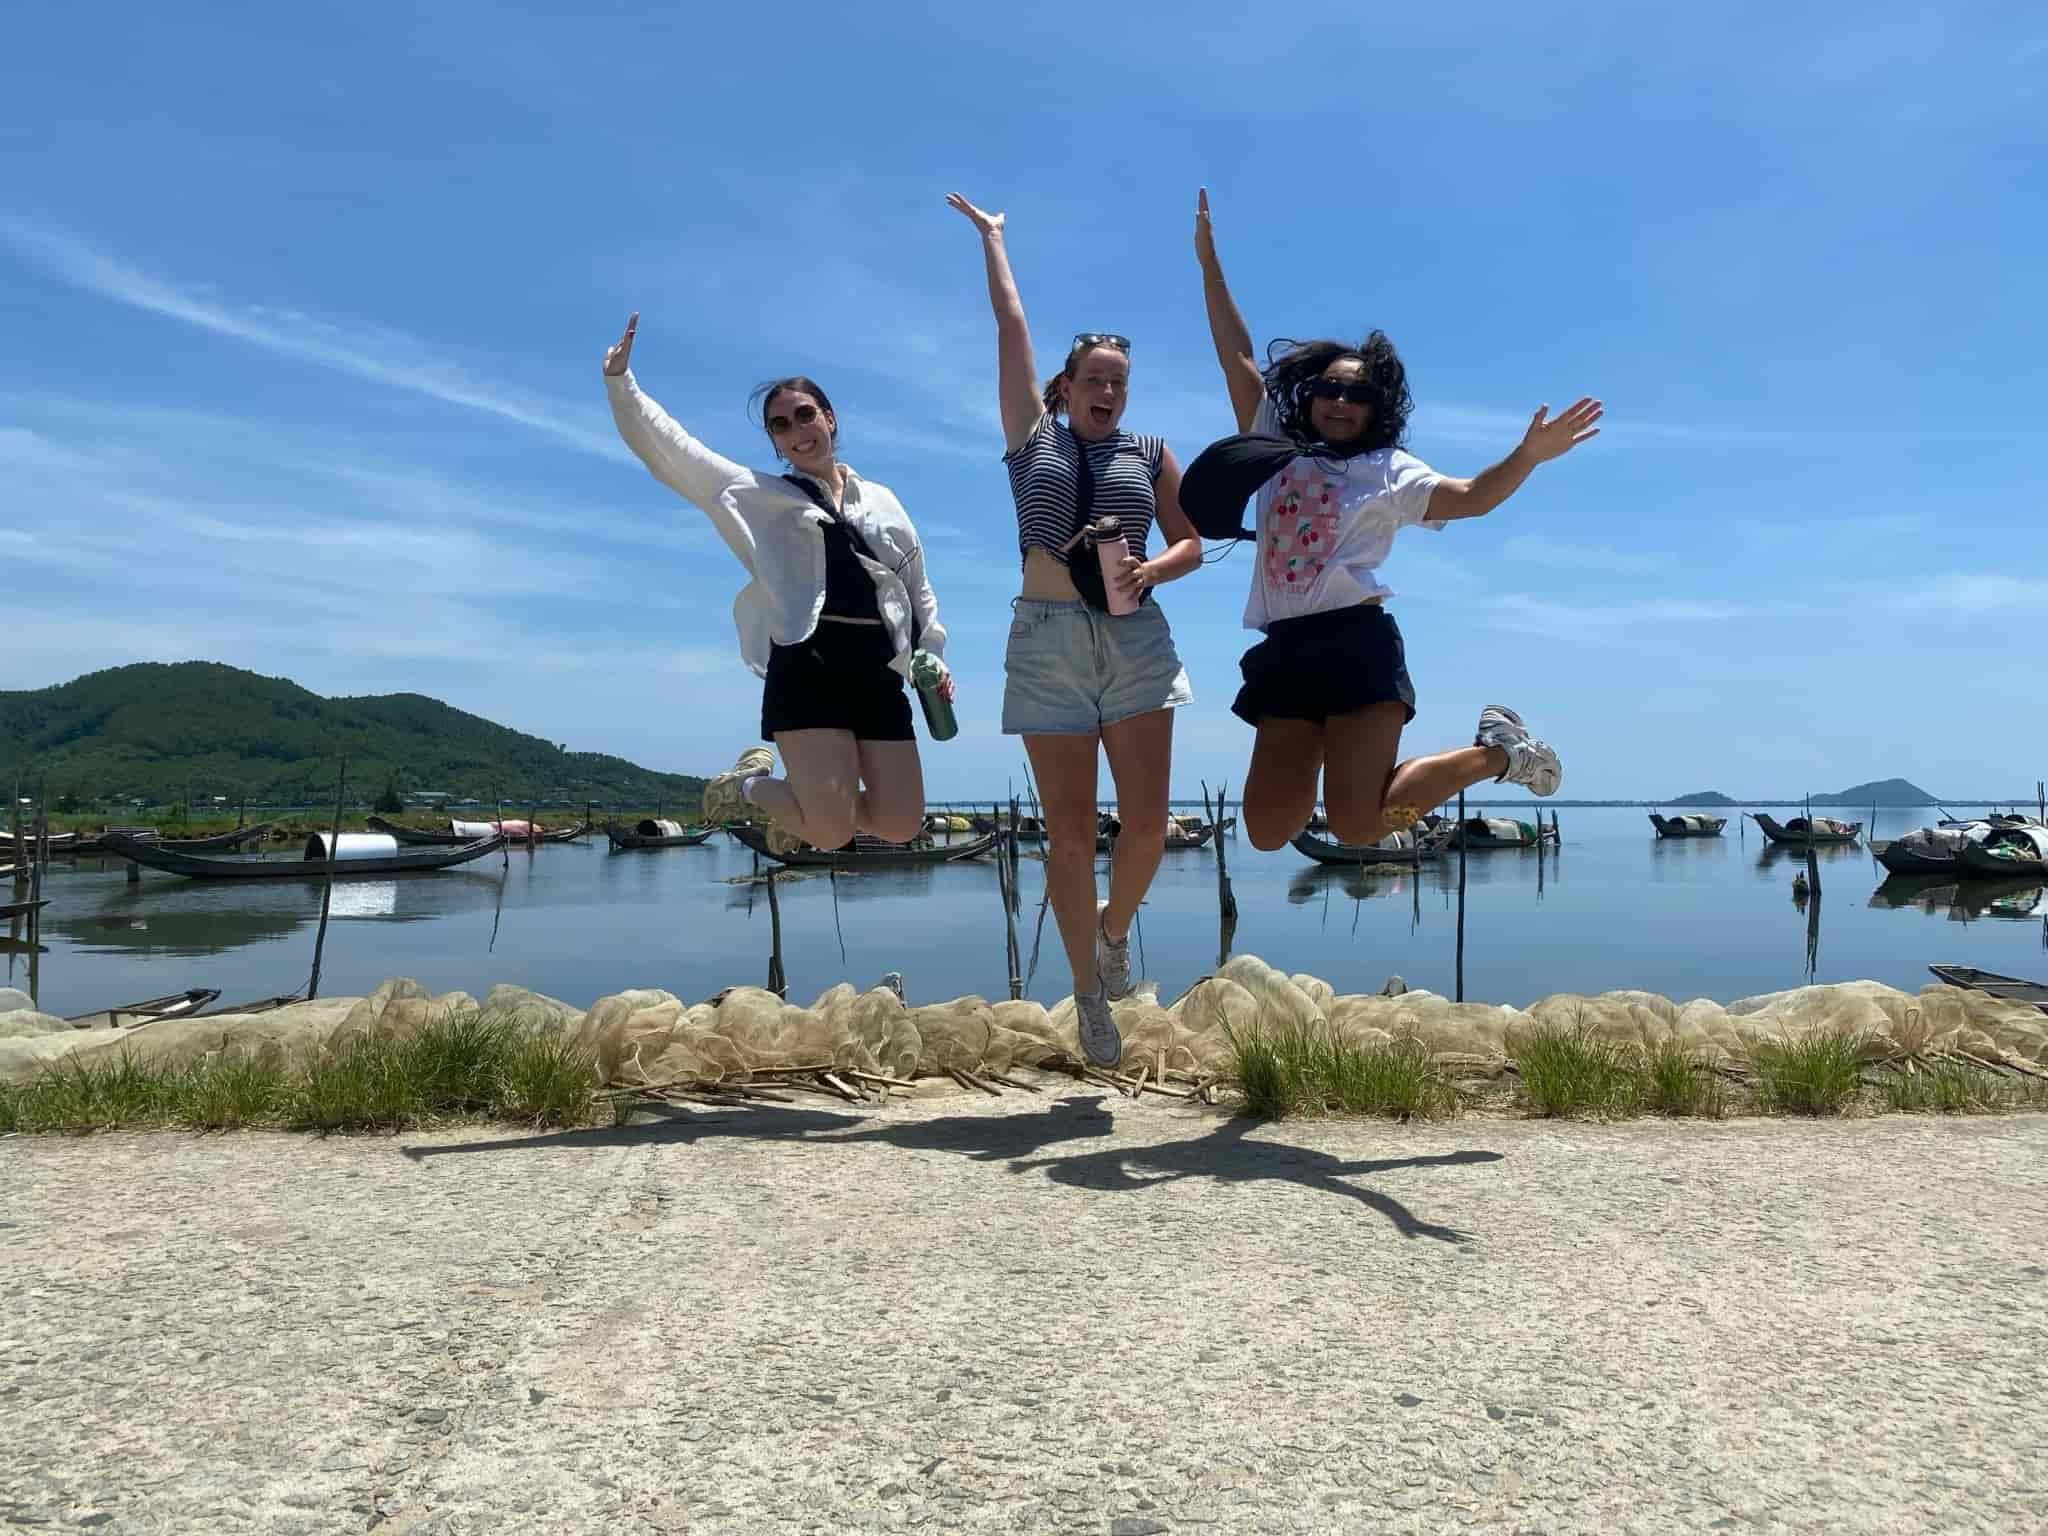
{"left": 948, "top": 192, "right": 1203, "bottom": 1067}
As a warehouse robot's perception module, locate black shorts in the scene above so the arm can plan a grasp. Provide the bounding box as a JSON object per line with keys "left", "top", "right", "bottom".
{"left": 1231, "top": 603, "right": 1417, "bottom": 727}
{"left": 760, "top": 621, "right": 915, "bottom": 742}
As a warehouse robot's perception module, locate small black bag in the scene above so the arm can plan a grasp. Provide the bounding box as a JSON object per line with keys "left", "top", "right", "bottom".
{"left": 1179, "top": 432, "right": 1299, "bottom": 543}
{"left": 1060, "top": 432, "right": 1147, "bottom": 613}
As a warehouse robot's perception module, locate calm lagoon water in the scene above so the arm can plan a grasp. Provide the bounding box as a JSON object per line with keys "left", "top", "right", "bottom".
{"left": 11, "top": 807, "right": 2046, "bottom": 1019}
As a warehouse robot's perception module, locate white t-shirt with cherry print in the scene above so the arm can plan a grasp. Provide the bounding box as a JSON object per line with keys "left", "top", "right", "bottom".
{"left": 1243, "top": 397, "right": 1445, "bottom": 632}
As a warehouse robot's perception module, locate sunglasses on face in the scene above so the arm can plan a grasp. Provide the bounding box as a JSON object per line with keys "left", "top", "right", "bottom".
{"left": 1072, "top": 332, "right": 1131, "bottom": 354}
{"left": 767, "top": 402, "right": 823, "bottom": 435}
{"left": 1305, "top": 378, "right": 1374, "bottom": 405}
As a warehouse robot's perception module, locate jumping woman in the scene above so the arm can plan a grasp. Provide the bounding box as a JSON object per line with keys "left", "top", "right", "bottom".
{"left": 603, "top": 312, "right": 953, "bottom": 854}
{"left": 1189, "top": 189, "right": 1601, "bottom": 851}
{"left": 948, "top": 193, "right": 1203, "bottom": 1066}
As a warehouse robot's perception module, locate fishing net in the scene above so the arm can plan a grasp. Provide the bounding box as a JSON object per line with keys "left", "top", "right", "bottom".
{"left": 10, "top": 958, "right": 2048, "bottom": 1087}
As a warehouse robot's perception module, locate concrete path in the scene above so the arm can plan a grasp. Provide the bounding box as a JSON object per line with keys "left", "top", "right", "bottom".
{"left": 5, "top": 1093, "right": 2046, "bottom": 1534}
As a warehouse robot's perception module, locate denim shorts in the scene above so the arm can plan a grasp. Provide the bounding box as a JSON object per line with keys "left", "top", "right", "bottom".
{"left": 1001, "top": 598, "right": 1194, "bottom": 736}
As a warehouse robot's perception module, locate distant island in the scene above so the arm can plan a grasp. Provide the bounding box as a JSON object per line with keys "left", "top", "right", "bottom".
{"left": 0, "top": 662, "right": 707, "bottom": 808}
{"left": 1668, "top": 790, "right": 1738, "bottom": 807}
{"left": 1813, "top": 778, "right": 1938, "bottom": 806}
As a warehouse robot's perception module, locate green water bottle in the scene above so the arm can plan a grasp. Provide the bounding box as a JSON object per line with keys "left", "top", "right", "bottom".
{"left": 910, "top": 649, "right": 957, "bottom": 742}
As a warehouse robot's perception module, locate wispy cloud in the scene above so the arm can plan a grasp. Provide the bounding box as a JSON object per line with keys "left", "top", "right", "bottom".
{"left": 1897, "top": 572, "right": 2048, "bottom": 614}
{"left": 0, "top": 216, "right": 629, "bottom": 463}
{"left": 1497, "top": 534, "right": 1668, "bottom": 574}
{"left": 1480, "top": 592, "right": 1760, "bottom": 636}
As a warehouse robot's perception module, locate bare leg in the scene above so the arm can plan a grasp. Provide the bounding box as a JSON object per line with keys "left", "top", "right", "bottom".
{"left": 1099, "top": 708, "right": 1174, "bottom": 942}
{"left": 1324, "top": 704, "right": 1509, "bottom": 845}
{"left": 1023, "top": 733, "right": 1102, "bottom": 993}
{"left": 1383, "top": 745, "right": 1505, "bottom": 824}
{"left": 1241, "top": 717, "right": 1326, "bottom": 851}
{"left": 854, "top": 739, "right": 926, "bottom": 843}
{"left": 751, "top": 730, "right": 862, "bottom": 849}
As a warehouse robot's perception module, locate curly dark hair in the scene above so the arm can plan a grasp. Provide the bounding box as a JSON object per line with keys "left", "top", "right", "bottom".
{"left": 1261, "top": 334, "right": 1412, "bottom": 455}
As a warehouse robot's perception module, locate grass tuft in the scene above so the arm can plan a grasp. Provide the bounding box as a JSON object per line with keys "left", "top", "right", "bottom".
{"left": 1225, "top": 1016, "right": 1458, "bottom": 1121}
{"left": 174, "top": 1056, "right": 290, "bottom": 1130}
{"left": 1749, "top": 1031, "right": 1866, "bottom": 1116}
{"left": 1643, "top": 1039, "right": 1728, "bottom": 1119}
{"left": 1511, "top": 1022, "right": 1645, "bottom": 1120}
{"left": 1882, "top": 1058, "right": 2019, "bottom": 1115}
{"left": 493, "top": 1034, "right": 600, "bottom": 1126}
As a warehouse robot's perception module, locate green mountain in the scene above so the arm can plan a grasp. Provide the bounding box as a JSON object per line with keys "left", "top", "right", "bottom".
{"left": 0, "top": 662, "right": 706, "bottom": 808}
{"left": 1668, "top": 790, "right": 1737, "bottom": 807}
{"left": 1813, "top": 778, "right": 1938, "bottom": 806}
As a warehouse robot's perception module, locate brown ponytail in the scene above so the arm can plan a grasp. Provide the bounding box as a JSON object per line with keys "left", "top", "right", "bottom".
{"left": 1041, "top": 374, "right": 1067, "bottom": 418}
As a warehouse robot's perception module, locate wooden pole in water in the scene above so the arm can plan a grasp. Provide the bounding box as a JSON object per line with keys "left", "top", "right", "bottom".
{"left": 1804, "top": 794, "right": 1822, "bottom": 898}
{"left": 1203, "top": 779, "right": 1237, "bottom": 967}
{"left": 1454, "top": 790, "right": 1468, "bottom": 1003}
{"left": 999, "top": 799, "right": 1023, "bottom": 1000}
{"left": 9, "top": 774, "right": 21, "bottom": 890}
{"left": 764, "top": 868, "right": 787, "bottom": 998}
{"left": 306, "top": 757, "right": 347, "bottom": 1001}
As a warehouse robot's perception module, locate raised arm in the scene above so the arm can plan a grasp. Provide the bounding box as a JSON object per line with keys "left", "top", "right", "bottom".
{"left": 1194, "top": 188, "right": 1265, "bottom": 433}
{"left": 947, "top": 193, "right": 1044, "bottom": 453}
{"left": 1425, "top": 398, "right": 1605, "bottom": 522}
{"left": 601, "top": 312, "right": 760, "bottom": 571}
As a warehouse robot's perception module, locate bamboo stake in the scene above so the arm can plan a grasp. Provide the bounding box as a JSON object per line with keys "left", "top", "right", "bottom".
{"left": 765, "top": 868, "right": 787, "bottom": 998}
{"left": 306, "top": 757, "right": 347, "bottom": 1000}
{"left": 1455, "top": 789, "right": 1468, "bottom": 1004}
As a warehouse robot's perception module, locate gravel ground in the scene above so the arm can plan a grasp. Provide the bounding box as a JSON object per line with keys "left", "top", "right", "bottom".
{"left": 5, "top": 1090, "right": 2047, "bottom": 1535}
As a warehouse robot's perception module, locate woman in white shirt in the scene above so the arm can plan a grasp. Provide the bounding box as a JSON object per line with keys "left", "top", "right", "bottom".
{"left": 1190, "top": 190, "right": 1601, "bottom": 851}
{"left": 603, "top": 313, "right": 952, "bottom": 854}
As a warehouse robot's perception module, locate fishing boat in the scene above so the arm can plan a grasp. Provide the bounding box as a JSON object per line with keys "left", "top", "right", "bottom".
{"left": 1871, "top": 821, "right": 1993, "bottom": 876}
{"left": 1927, "top": 965, "right": 2048, "bottom": 1017}
{"left": 63, "top": 988, "right": 222, "bottom": 1029}
{"left": 62, "top": 823, "right": 277, "bottom": 856}
{"left": 606, "top": 819, "right": 715, "bottom": 850}
{"left": 368, "top": 816, "right": 577, "bottom": 846}
{"left": 0, "top": 830, "right": 78, "bottom": 853}
{"left": 726, "top": 823, "right": 996, "bottom": 867}
{"left": 1442, "top": 816, "right": 1551, "bottom": 849}
{"left": 1291, "top": 828, "right": 1435, "bottom": 866}
{"left": 1750, "top": 812, "right": 1862, "bottom": 845}
{"left": 1956, "top": 822, "right": 2048, "bottom": 882}
{"left": 1649, "top": 812, "right": 1726, "bottom": 839}
{"left": 1, "top": 896, "right": 50, "bottom": 922}
{"left": 101, "top": 830, "right": 506, "bottom": 880}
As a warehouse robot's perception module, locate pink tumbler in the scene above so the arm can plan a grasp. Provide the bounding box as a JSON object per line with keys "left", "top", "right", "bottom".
{"left": 1088, "top": 515, "right": 1139, "bottom": 615}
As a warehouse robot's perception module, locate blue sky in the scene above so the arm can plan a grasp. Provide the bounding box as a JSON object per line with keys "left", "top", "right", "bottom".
{"left": 3, "top": 2, "right": 2043, "bottom": 802}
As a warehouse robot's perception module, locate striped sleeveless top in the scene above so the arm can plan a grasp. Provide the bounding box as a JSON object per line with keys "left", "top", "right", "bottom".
{"left": 1002, "top": 413, "right": 1166, "bottom": 564}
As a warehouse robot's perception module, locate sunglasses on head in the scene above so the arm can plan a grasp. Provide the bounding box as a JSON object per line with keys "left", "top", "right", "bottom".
{"left": 1304, "top": 377, "right": 1374, "bottom": 405}
{"left": 1072, "top": 332, "right": 1131, "bottom": 354}
{"left": 767, "top": 402, "right": 823, "bottom": 435}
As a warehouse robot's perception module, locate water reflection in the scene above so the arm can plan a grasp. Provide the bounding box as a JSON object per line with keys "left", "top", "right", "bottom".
{"left": 1868, "top": 874, "right": 2046, "bottom": 923}
{"left": 1287, "top": 864, "right": 1418, "bottom": 906}
{"left": 44, "top": 871, "right": 509, "bottom": 957}
{"left": 1755, "top": 840, "right": 1867, "bottom": 871}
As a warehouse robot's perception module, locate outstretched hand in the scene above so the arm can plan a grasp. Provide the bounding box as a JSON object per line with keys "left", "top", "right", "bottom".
{"left": 1195, "top": 186, "right": 1216, "bottom": 268}
{"left": 1519, "top": 398, "right": 1603, "bottom": 463}
{"left": 603, "top": 312, "right": 638, "bottom": 377}
{"left": 946, "top": 193, "right": 1005, "bottom": 238}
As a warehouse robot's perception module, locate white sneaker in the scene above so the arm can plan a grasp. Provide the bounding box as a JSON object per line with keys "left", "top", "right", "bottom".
{"left": 1095, "top": 901, "right": 1133, "bottom": 1001}
{"left": 1475, "top": 704, "right": 1562, "bottom": 797}
{"left": 1074, "top": 984, "right": 1122, "bottom": 1067}
{"left": 702, "top": 745, "right": 775, "bottom": 823}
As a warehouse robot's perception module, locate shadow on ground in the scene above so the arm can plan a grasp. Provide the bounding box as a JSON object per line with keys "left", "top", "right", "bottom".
{"left": 405, "top": 1095, "right": 1501, "bottom": 1244}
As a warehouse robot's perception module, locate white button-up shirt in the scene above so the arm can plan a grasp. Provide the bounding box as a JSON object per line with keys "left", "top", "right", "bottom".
{"left": 608, "top": 371, "right": 947, "bottom": 679}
